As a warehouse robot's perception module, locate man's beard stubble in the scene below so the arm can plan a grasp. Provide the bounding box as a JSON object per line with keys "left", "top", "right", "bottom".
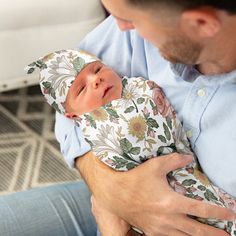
{"left": 159, "top": 33, "right": 203, "bottom": 65}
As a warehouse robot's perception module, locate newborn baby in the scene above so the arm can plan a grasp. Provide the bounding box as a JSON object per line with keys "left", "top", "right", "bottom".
{"left": 26, "top": 49, "right": 236, "bottom": 236}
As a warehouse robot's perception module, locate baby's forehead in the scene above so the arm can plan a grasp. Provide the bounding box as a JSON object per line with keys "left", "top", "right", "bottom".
{"left": 78, "top": 60, "right": 102, "bottom": 74}
{"left": 70, "top": 60, "right": 102, "bottom": 85}
{"left": 87, "top": 60, "right": 102, "bottom": 66}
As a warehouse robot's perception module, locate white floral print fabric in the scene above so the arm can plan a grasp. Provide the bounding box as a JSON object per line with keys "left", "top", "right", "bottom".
{"left": 25, "top": 49, "right": 99, "bottom": 114}
{"left": 77, "top": 77, "right": 236, "bottom": 235}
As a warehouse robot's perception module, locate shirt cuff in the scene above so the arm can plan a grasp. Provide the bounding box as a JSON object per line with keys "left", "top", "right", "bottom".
{"left": 54, "top": 112, "right": 91, "bottom": 168}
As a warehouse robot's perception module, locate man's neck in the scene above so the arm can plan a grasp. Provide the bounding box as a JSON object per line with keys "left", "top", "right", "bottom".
{"left": 196, "top": 37, "right": 236, "bottom": 75}
{"left": 196, "top": 16, "right": 236, "bottom": 75}
{"left": 197, "top": 58, "right": 236, "bottom": 75}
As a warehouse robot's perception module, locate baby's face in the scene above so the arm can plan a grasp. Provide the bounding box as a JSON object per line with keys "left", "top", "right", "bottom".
{"left": 65, "top": 61, "right": 122, "bottom": 115}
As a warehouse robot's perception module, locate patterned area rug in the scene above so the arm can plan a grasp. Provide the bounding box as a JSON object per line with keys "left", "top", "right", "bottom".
{"left": 0, "top": 85, "right": 80, "bottom": 196}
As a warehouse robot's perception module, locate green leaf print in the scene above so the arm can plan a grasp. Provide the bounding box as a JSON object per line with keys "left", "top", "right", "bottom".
{"left": 84, "top": 115, "right": 97, "bottom": 129}
{"left": 106, "top": 108, "right": 119, "bottom": 118}
{"left": 137, "top": 97, "right": 145, "bottom": 104}
{"left": 122, "top": 78, "right": 128, "bottom": 88}
{"left": 182, "top": 179, "right": 197, "bottom": 186}
{"left": 28, "top": 62, "right": 36, "bottom": 67}
{"left": 185, "top": 193, "right": 196, "bottom": 199}
{"left": 149, "top": 99, "right": 155, "bottom": 109}
{"left": 27, "top": 67, "right": 35, "bottom": 74}
{"left": 112, "top": 156, "right": 138, "bottom": 170}
{"left": 168, "top": 143, "right": 177, "bottom": 152}
{"left": 197, "top": 185, "right": 206, "bottom": 191}
{"left": 163, "top": 123, "right": 171, "bottom": 141}
{"left": 51, "top": 102, "right": 61, "bottom": 113}
{"left": 72, "top": 57, "right": 86, "bottom": 73}
{"left": 120, "top": 138, "right": 132, "bottom": 153}
{"left": 42, "top": 81, "right": 52, "bottom": 89}
{"left": 166, "top": 117, "right": 172, "bottom": 129}
{"left": 51, "top": 90, "right": 56, "bottom": 99}
{"left": 204, "top": 189, "right": 218, "bottom": 201}
{"left": 36, "top": 60, "right": 47, "bottom": 69}
{"left": 158, "top": 135, "right": 167, "bottom": 143}
{"left": 126, "top": 162, "right": 138, "bottom": 170}
{"left": 130, "top": 147, "right": 141, "bottom": 155}
{"left": 85, "top": 138, "right": 94, "bottom": 147}
{"left": 104, "top": 102, "right": 112, "bottom": 108}
{"left": 156, "top": 146, "right": 164, "bottom": 156}
{"left": 27, "top": 60, "right": 47, "bottom": 73}
{"left": 123, "top": 153, "right": 135, "bottom": 162}
{"left": 124, "top": 106, "right": 135, "bottom": 113}
{"left": 113, "top": 156, "right": 129, "bottom": 169}
{"left": 147, "top": 118, "right": 159, "bottom": 129}
{"left": 227, "top": 221, "right": 233, "bottom": 233}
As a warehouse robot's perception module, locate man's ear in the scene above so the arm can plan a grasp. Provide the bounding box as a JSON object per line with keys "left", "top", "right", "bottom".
{"left": 180, "top": 7, "right": 221, "bottom": 39}
{"left": 65, "top": 112, "right": 78, "bottom": 119}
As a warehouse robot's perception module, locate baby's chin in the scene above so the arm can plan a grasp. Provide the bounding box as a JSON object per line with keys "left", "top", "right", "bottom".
{"left": 105, "top": 95, "right": 121, "bottom": 104}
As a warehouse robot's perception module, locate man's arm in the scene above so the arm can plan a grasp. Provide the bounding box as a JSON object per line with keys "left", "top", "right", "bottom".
{"left": 76, "top": 152, "right": 234, "bottom": 236}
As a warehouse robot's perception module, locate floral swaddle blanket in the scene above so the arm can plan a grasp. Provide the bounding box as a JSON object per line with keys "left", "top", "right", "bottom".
{"left": 76, "top": 77, "right": 236, "bottom": 234}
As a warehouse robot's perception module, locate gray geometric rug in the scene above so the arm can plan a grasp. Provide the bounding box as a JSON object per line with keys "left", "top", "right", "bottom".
{"left": 0, "top": 85, "right": 81, "bottom": 196}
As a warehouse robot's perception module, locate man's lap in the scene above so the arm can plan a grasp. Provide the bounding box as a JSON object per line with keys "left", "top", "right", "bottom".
{"left": 0, "top": 181, "right": 98, "bottom": 236}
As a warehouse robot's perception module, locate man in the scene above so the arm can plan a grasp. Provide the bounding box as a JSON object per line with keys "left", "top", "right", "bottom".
{"left": 0, "top": 1, "right": 235, "bottom": 235}
{"left": 55, "top": 0, "right": 236, "bottom": 235}
{"left": 54, "top": 0, "right": 236, "bottom": 235}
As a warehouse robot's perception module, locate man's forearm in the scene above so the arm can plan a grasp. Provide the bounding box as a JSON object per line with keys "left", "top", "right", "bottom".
{"left": 75, "top": 152, "right": 118, "bottom": 199}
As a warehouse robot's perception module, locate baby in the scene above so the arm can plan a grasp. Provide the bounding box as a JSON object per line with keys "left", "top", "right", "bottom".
{"left": 26, "top": 49, "right": 236, "bottom": 236}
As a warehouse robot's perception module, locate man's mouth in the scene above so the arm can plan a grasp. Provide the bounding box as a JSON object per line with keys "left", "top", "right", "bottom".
{"left": 103, "top": 86, "right": 112, "bottom": 98}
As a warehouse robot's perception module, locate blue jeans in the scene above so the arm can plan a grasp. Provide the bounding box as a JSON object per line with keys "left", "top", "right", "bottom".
{"left": 0, "top": 181, "right": 100, "bottom": 236}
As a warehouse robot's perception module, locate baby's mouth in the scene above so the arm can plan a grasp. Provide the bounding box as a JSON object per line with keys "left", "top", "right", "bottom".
{"left": 103, "top": 86, "right": 112, "bottom": 98}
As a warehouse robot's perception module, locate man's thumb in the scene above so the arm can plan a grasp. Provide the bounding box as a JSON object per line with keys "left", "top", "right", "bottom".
{"left": 157, "top": 153, "right": 193, "bottom": 174}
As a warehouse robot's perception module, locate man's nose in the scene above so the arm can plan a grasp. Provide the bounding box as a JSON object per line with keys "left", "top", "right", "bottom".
{"left": 116, "top": 19, "right": 135, "bottom": 31}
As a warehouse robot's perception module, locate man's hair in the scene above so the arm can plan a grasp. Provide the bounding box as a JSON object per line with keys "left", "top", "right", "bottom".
{"left": 127, "top": 0, "right": 236, "bottom": 14}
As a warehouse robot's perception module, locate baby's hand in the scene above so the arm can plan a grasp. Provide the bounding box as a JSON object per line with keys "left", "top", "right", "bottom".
{"left": 91, "top": 195, "right": 131, "bottom": 236}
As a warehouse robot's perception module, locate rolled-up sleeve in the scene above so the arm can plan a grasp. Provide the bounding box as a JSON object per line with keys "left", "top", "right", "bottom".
{"left": 55, "top": 112, "right": 91, "bottom": 168}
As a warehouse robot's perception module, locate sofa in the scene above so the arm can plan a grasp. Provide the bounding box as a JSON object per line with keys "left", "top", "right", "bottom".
{"left": 0, "top": 0, "right": 105, "bottom": 92}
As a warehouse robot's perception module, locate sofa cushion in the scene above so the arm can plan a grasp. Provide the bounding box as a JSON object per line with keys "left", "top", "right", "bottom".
{"left": 0, "top": 0, "right": 105, "bottom": 91}
{"left": 0, "top": 0, "right": 104, "bottom": 30}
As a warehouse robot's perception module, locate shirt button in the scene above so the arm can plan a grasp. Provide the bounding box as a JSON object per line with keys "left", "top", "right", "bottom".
{"left": 197, "top": 89, "right": 206, "bottom": 97}
{"left": 186, "top": 130, "right": 193, "bottom": 138}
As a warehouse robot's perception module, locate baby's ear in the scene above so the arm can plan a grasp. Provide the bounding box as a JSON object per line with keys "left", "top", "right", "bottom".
{"left": 65, "top": 112, "right": 78, "bottom": 119}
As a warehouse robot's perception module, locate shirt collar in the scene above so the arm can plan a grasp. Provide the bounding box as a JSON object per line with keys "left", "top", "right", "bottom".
{"left": 170, "top": 63, "right": 201, "bottom": 82}
{"left": 170, "top": 62, "right": 236, "bottom": 85}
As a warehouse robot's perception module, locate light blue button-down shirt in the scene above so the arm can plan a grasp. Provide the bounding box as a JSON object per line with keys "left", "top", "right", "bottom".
{"left": 55, "top": 16, "right": 236, "bottom": 197}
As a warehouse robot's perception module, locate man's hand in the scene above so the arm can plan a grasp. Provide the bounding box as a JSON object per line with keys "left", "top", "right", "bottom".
{"left": 91, "top": 195, "right": 131, "bottom": 236}
{"left": 76, "top": 152, "right": 235, "bottom": 236}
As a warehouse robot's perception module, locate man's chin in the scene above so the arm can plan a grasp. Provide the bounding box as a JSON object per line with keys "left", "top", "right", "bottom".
{"left": 161, "top": 52, "right": 196, "bottom": 65}
{"left": 161, "top": 53, "right": 180, "bottom": 64}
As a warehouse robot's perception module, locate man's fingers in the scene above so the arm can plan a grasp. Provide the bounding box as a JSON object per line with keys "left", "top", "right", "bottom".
{"left": 162, "top": 214, "right": 229, "bottom": 236}
{"left": 156, "top": 153, "right": 193, "bottom": 174}
{"left": 164, "top": 229, "right": 189, "bottom": 236}
{"left": 174, "top": 193, "right": 235, "bottom": 220}
{"left": 144, "top": 225, "right": 189, "bottom": 236}
{"left": 175, "top": 214, "right": 230, "bottom": 236}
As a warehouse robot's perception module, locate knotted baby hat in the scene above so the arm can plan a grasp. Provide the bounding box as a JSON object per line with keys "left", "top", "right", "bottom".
{"left": 25, "top": 49, "right": 99, "bottom": 114}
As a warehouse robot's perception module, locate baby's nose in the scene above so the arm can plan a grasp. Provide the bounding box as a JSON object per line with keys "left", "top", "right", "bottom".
{"left": 92, "top": 76, "right": 102, "bottom": 89}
